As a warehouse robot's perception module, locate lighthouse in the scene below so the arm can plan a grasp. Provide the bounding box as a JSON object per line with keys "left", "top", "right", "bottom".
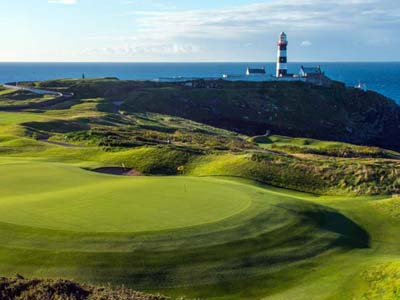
{"left": 276, "top": 32, "right": 288, "bottom": 77}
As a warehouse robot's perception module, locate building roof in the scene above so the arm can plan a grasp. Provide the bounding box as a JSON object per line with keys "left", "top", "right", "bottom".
{"left": 247, "top": 67, "right": 266, "bottom": 74}
{"left": 300, "top": 66, "right": 322, "bottom": 74}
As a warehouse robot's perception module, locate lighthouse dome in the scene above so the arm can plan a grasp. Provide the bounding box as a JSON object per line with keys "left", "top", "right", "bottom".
{"left": 279, "top": 32, "right": 288, "bottom": 44}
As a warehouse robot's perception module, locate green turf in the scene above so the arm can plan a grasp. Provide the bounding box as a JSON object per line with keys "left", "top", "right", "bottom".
{"left": 0, "top": 158, "right": 399, "bottom": 300}
{"left": 0, "top": 160, "right": 251, "bottom": 232}
{"left": 0, "top": 111, "right": 49, "bottom": 125}
{"left": 1, "top": 81, "right": 400, "bottom": 300}
{"left": 0, "top": 157, "right": 376, "bottom": 300}
{"left": 0, "top": 158, "right": 367, "bottom": 296}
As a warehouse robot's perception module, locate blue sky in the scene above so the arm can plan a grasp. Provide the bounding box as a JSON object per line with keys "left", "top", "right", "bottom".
{"left": 1, "top": 0, "right": 399, "bottom": 62}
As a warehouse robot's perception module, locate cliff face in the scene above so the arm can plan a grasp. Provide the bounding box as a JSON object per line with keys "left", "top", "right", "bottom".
{"left": 113, "top": 80, "right": 400, "bottom": 151}
{"left": 42, "top": 79, "right": 400, "bottom": 151}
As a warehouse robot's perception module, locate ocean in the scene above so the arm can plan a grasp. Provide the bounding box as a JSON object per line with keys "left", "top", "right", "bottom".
{"left": 0, "top": 62, "right": 399, "bottom": 103}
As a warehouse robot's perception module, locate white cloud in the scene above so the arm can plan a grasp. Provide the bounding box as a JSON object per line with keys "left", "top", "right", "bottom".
{"left": 243, "top": 43, "right": 254, "bottom": 48}
{"left": 117, "top": 0, "right": 400, "bottom": 43}
{"left": 86, "top": 0, "right": 400, "bottom": 60}
{"left": 83, "top": 43, "right": 200, "bottom": 58}
{"left": 48, "top": 0, "right": 77, "bottom": 5}
{"left": 122, "top": 0, "right": 177, "bottom": 11}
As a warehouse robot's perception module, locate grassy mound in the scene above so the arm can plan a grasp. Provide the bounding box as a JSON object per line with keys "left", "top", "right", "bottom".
{"left": 371, "top": 196, "right": 400, "bottom": 218}
{"left": 353, "top": 262, "right": 400, "bottom": 300}
{"left": 254, "top": 135, "right": 400, "bottom": 159}
{"left": 187, "top": 152, "right": 400, "bottom": 195}
{"left": 0, "top": 89, "right": 57, "bottom": 109}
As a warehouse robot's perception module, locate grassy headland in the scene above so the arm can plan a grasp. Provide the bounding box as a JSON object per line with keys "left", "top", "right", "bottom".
{"left": 32, "top": 78, "right": 400, "bottom": 151}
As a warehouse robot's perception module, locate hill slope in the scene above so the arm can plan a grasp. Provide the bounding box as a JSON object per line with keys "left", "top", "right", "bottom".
{"left": 1, "top": 80, "right": 399, "bottom": 196}
{"left": 35, "top": 78, "right": 400, "bottom": 151}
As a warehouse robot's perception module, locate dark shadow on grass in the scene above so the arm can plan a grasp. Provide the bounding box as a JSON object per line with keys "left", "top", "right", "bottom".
{"left": 303, "top": 208, "right": 370, "bottom": 249}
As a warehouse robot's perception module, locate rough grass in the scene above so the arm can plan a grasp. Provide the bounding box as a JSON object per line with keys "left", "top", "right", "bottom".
{"left": 254, "top": 135, "right": 400, "bottom": 159}
{"left": 2, "top": 139, "right": 398, "bottom": 196}
{"left": 24, "top": 110, "right": 253, "bottom": 151}
{"left": 0, "top": 108, "right": 398, "bottom": 196}
{"left": 0, "top": 277, "right": 171, "bottom": 300}
{"left": 353, "top": 261, "right": 400, "bottom": 300}
{"left": 371, "top": 196, "right": 400, "bottom": 218}
{"left": 0, "top": 89, "right": 55, "bottom": 107}
{"left": 187, "top": 152, "right": 400, "bottom": 195}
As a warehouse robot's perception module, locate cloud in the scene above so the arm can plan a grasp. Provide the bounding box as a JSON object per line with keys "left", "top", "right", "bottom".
{"left": 122, "top": 0, "right": 177, "bottom": 11}
{"left": 243, "top": 43, "right": 254, "bottom": 48}
{"left": 83, "top": 43, "right": 200, "bottom": 58}
{"left": 87, "top": 0, "right": 400, "bottom": 60}
{"left": 48, "top": 0, "right": 77, "bottom": 4}
{"left": 117, "top": 0, "right": 400, "bottom": 44}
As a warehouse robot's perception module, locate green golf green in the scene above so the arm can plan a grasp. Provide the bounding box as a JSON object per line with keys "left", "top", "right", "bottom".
{"left": 0, "top": 160, "right": 251, "bottom": 232}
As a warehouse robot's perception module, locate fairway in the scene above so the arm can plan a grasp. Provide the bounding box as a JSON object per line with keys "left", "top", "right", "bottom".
{"left": 0, "top": 111, "right": 49, "bottom": 125}
{"left": 0, "top": 161, "right": 251, "bottom": 232}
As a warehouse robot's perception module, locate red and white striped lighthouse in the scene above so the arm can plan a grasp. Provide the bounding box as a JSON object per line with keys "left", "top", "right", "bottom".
{"left": 276, "top": 32, "right": 288, "bottom": 77}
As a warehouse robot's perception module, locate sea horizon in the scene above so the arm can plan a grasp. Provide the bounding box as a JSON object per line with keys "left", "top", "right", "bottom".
{"left": 1, "top": 60, "right": 400, "bottom": 63}
{"left": 1, "top": 61, "right": 400, "bottom": 103}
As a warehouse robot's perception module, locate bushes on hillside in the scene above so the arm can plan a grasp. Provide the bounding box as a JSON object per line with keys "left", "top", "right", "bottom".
{"left": 188, "top": 152, "right": 400, "bottom": 196}
{"left": 269, "top": 144, "right": 396, "bottom": 159}
{"left": 0, "top": 277, "right": 170, "bottom": 300}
